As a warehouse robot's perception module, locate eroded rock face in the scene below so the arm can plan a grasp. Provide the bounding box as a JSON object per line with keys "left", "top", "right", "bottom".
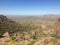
{"left": 41, "top": 21, "right": 47, "bottom": 29}
{"left": 54, "top": 18, "right": 60, "bottom": 37}
{"left": 0, "top": 32, "right": 10, "bottom": 44}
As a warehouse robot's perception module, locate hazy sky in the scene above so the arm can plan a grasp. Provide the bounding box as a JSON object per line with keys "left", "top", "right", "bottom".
{"left": 0, "top": 0, "right": 60, "bottom": 15}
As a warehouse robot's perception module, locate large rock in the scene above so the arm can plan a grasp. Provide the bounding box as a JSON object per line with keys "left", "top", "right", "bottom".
{"left": 54, "top": 18, "right": 60, "bottom": 37}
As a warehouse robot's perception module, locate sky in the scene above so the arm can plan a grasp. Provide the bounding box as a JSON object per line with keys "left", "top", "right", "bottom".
{"left": 0, "top": 0, "right": 60, "bottom": 16}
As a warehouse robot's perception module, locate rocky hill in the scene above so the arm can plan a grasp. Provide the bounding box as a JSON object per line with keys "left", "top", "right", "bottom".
{"left": 0, "top": 15, "right": 23, "bottom": 37}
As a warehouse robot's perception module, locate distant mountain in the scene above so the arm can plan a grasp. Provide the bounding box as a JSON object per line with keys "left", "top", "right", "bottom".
{"left": 7, "top": 14, "right": 60, "bottom": 23}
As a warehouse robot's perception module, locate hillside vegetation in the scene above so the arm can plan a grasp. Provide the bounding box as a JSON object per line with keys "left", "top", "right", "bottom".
{"left": 0, "top": 15, "right": 60, "bottom": 45}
